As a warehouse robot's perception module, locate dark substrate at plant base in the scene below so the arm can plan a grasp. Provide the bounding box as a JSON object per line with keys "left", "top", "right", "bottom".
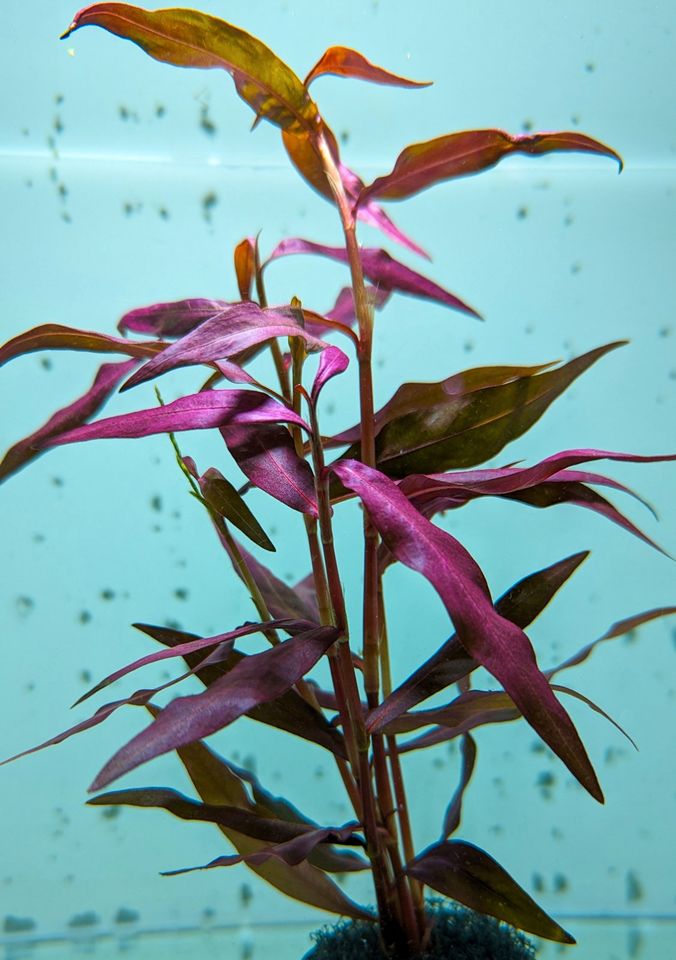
{"left": 304, "top": 902, "right": 537, "bottom": 959}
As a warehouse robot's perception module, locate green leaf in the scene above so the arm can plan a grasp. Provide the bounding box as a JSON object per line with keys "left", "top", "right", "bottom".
{"left": 61, "top": 3, "right": 319, "bottom": 133}
{"left": 333, "top": 342, "right": 625, "bottom": 478}
{"left": 198, "top": 467, "right": 275, "bottom": 551}
{"left": 408, "top": 840, "right": 575, "bottom": 943}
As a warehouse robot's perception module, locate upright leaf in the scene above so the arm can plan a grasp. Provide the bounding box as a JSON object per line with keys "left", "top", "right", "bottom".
{"left": 90, "top": 625, "right": 341, "bottom": 791}
{"left": 62, "top": 3, "right": 319, "bottom": 132}
{"left": 361, "top": 128, "right": 622, "bottom": 203}
{"left": 440, "top": 734, "right": 477, "bottom": 839}
{"left": 408, "top": 840, "right": 575, "bottom": 943}
{"left": 234, "top": 238, "right": 257, "bottom": 301}
{"left": 0, "top": 359, "right": 137, "bottom": 483}
{"left": 334, "top": 460, "right": 602, "bottom": 802}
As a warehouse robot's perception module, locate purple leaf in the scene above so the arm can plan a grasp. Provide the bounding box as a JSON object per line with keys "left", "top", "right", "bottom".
{"left": 0, "top": 359, "right": 137, "bottom": 483}
{"left": 222, "top": 423, "right": 319, "bottom": 516}
{"left": 197, "top": 465, "right": 275, "bottom": 550}
{"left": 42, "top": 389, "right": 309, "bottom": 448}
{"left": 121, "top": 302, "right": 332, "bottom": 392}
{"left": 369, "top": 552, "right": 589, "bottom": 732}
{"left": 212, "top": 359, "right": 258, "bottom": 386}
{"left": 0, "top": 323, "right": 164, "bottom": 367}
{"left": 325, "top": 285, "right": 391, "bottom": 330}
{"left": 118, "top": 298, "right": 231, "bottom": 338}
{"left": 265, "top": 238, "right": 478, "bottom": 316}
{"left": 407, "top": 840, "right": 575, "bottom": 943}
{"left": 224, "top": 540, "right": 320, "bottom": 623}
{"left": 90, "top": 625, "right": 341, "bottom": 791}
{"left": 304, "top": 46, "right": 431, "bottom": 89}
{"left": 137, "top": 624, "right": 347, "bottom": 758}
{"left": 312, "top": 345, "right": 350, "bottom": 400}
{"left": 361, "top": 128, "right": 622, "bottom": 204}
{"left": 333, "top": 459, "right": 603, "bottom": 802}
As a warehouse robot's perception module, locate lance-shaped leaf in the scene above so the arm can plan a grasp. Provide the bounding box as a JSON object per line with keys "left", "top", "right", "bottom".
{"left": 167, "top": 737, "right": 370, "bottom": 917}
{"left": 281, "top": 127, "right": 429, "bottom": 259}
{"left": 137, "top": 623, "right": 347, "bottom": 758}
{"left": 312, "top": 345, "right": 350, "bottom": 400}
{"left": 361, "top": 128, "right": 622, "bottom": 204}
{"left": 221, "top": 538, "right": 320, "bottom": 623}
{"left": 335, "top": 342, "right": 625, "bottom": 477}
{"left": 121, "top": 302, "right": 331, "bottom": 392}
{"left": 42, "top": 389, "right": 309, "bottom": 448}
{"left": 440, "top": 734, "right": 476, "bottom": 840}
{"left": 62, "top": 3, "right": 319, "bottom": 133}
{"left": 304, "top": 46, "right": 431, "bottom": 89}
{"left": 266, "top": 238, "right": 478, "bottom": 316}
{"left": 325, "top": 285, "right": 391, "bottom": 331}
{"left": 233, "top": 238, "right": 256, "bottom": 302}
{"left": 118, "top": 298, "right": 230, "bottom": 338}
{"left": 222, "top": 423, "right": 319, "bottom": 517}
{"left": 369, "top": 552, "right": 588, "bottom": 732}
{"left": 0, "top": 323, "right": 164, "bottom": 367}
{"left": 334, "top": 459, "right": 602, "bottom": 802}
{"left": 408, "top": 840, "right": 574, "bottom": 943}
{"left": 198, "top": 465, "right": 275, "bottom": 550}
{"left": 0, "top": 359, "right": 137, "bottom": 483}
{"left": 90, "top": 625, "right": 341, "bottom": 791}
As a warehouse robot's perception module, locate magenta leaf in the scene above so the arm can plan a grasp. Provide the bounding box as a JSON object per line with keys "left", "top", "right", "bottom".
{"left": 0, "top": 323, "right": 163, "bottom": 367}
{"left": 407, "top": 840, "right": 574, "bottom": 943}
{"left": 137, "top": 624, "right": 347, "bottom": 758}
{"left": 361, "top": 128, "right": 622, "bottom": 204}
{"left": 197, "top": 465, "right": 275, "bottom": 550}
{"left": 265, "top": 238, "right": 478, "bottom": 316}
{"left": 0, "top": 359, "right": 137, "bottom": 483}
{"left": 334, "top": 459, "right": 602, "bottom": 802}
{"left": 222, "top": 423, "right": 319, "bottom": 517}
{"left": 118, "top": 298, "right": 231, "bottom": 338}
{"left": 312, "top": 345, "right": 350, "bottom": 400}
{"left": 121, "top": 302, "right": 332, "bottom": 392}
{"left": 42, "top": 389, "right": 309, "bottom": 448}
{"left": 304, "top": 46, "right": 431, "bottom": 89}
{"left": 224, "top": 540, "right": 320, "bottom": 623}
{"left": 90, "top": 624, "right": 341, "bottom": 791}
{"left": 325, "top": 285, "right": 391, "bottom": 330}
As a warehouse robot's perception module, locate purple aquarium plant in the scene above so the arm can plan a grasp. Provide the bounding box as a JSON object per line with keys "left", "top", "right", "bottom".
{"left": 2, "top": 5, "right": 675, "bottom": 958}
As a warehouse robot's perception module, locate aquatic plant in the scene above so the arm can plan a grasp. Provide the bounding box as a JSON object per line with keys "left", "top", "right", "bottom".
{"left": 2, "top": 5, "right": 675, "bottom": 958}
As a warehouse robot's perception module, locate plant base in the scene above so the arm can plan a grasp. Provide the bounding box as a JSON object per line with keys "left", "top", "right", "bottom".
{"left": 303, "top": 902, "right": 536, "bottom": 959}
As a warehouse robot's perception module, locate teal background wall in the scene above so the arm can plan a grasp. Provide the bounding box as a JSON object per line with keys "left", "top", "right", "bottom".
{"left": 2, "top": 2, "right": 675, "bottom": 956}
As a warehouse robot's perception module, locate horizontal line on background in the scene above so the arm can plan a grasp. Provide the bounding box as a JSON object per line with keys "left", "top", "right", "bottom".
{"left": 0, "top": 147, "right": 674, "bottom": 174}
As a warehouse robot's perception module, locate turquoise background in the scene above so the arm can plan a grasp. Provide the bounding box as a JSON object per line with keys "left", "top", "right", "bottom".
{"left": 1, "top": 2, "right": 675, "bottom": 957}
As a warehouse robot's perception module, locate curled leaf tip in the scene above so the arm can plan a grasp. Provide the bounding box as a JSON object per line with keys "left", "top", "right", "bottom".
{"left": 60, "top": 23, "right": 76, "bottom": 39}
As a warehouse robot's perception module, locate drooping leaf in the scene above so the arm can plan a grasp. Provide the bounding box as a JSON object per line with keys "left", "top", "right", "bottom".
{"left": 222, "top": 423, "right": 319, "bottom": 517}
{"left": 90, "top": 625, "right": 341, "bottom": 791}
{"left": 167, "top": 736, "right": 370, "bottom": 917}
{"left": 0, "top": 359, "right": 137, "bottom": 483}
{"left": 266, "top": 238, "right": 478, "bottom": 316}
{"left": 361, "top": 128, "right": 622, "bottom": 204}
{"left": 281, "top": 127, "right": 429, "bottom": 258}
{"left": 0, "top": 323, "right": 164, "bottom": 366}
{"left": 334, "top": 342, "right": 625, "bottom": 477}
{"left": 42, "top": 389, "right": 309, "bottom": 448}
{"left": 440, "top": 734, "right": 476, "bottom": 839}
{"left": 120, "top": 302, "right": 332, "bottom": 392}
{"left": 334, "top": 460, "right": 602, "bottom": 802}
{"left": 198, "top": 465, "right": 275, "bottom": 550}
{"left": 234, "top": 238, "right": 257, "bottom": 301}
{"left": 312, "top": 345, "right": 350, "bottom": 400}
{"left": 304, "top": 46, "right": 431, "bottom": 89}
{"left": 407, "top": 840, "right": 575, "bottom": 943}
{"left": 118, "top": 298, "right": 230, "bottom": 338}
{"left": 62, "top": 3, "right": 319, "bottom": 133}
{"left": 368, "top": 551, "right": 589, "bottom": 732}
{"left": 137, "top": 623, "right": 347, "bottom": 758}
